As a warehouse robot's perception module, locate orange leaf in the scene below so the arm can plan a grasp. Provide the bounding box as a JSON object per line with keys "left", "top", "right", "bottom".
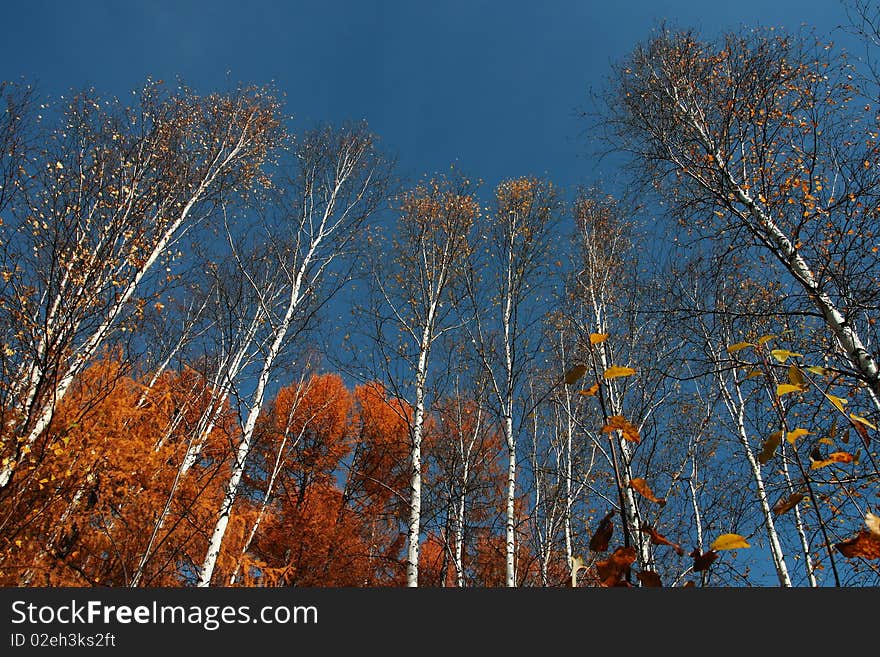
{"left": 589, "top": 510, "right": 614, "bottom": 552}
{"left": 595, "top": 546, "right": 637, "bottom": 587}
{"left": 630, "top": 478, "right": 666, "bottom": 506}
{"left": 835, "top": 530, "right": 880, "bottom": 559}
{"left": 578, "top": 383, "right": 600, "bottom": 397}
{"left": 601, "top": 415, "right": 641, "bottom": 443}
{"left": 640, "top": 523, "right": 684, "bottom": 555}
{"left": 810, "top": 451, "right": 855, "bottom": 469}
{"left": 589, "top": 333, "right": 609, "bottom": 345}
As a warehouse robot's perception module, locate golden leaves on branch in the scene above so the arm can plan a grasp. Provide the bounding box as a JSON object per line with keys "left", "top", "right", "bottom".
{"left": 578, "top": 383, "right": 600, "bottom": 397}
{"left": 589, "top": 333, "right": 608, "bottom": 345}
{"left": 601, "top": 415, "right": 640, "bottom": 443}
{"left": 770, "top": 349, "right": 802, "bottom": 363}
{"left": 777, "top": 383, "right": 806, "bottom": 396}
{"left": 785, "top": 428, "right": 810, "bottom": 445}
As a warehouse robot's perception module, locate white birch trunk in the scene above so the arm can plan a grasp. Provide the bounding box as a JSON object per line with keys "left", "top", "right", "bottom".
{"left": 719, "top": 374, "right": 792, "bottom": 587}
{"left": 406, "top": 325, "right": 433, "bottom": 588}
{"left": 681, "top": 109, "right": 880, "bottom": 409}
{"left": 197, "top": 269, "right": 306, "bottom": 587}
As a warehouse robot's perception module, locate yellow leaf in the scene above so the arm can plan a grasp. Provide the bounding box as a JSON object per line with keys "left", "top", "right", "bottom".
{"left": 788, "top": 365, "right": 805, "bottom": 386}
{"left": 710, "top": 533, "right": 751, "bottom": 550}
{"left": 850, "top": 413, "right": 877, "bottom": 430}
{"left": 603, "top": 365, "right": 636, "bottom": 380}
{"left": 578, "top": 383, "right": 600, "bottom": 397}
{"left": 777, "top": 383, "right": 806, "bottom": 396}
{"left": 589, "top": 333, "right": 609, "bottom": 345}
{"left": 826, "top": 393, "right": 848, "bottom": 414}
{"left": 819, "top": 437, "right": 835, "bottom": 445}
{"left": 744, "top": 369, "right": 763, "bottom": 379}
{"left": 806, "top": 366, "right": 830, "bottom": 376}
{"left": 786, "top": 428, "right": 811, "bottom": 445}
{"left": 564, "top": 364, "right": 588, "bottom": 385}
{"left": 771, "top": 349, "right": 803, "bottom": 363}
{"left": 756, "top": 334, "right": 777, "bottom": 345}
{"left": 14, "top": 540, "right": 21, "bottom": 548}
{"left": 726, "top": 342, "right": 754, "bottom": 354}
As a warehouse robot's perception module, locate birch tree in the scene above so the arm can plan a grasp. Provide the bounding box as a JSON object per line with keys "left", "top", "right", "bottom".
{"left": 196, "top": 123, "right": 389, "bottom": 585}
{"left": 608, "top": 29, "right": 880, "bottom": 411}
{"left": 364, "top": 173, "right": 477, "bottom": 586}
{"left": 464, "top": 176, "right": 561, "bottom": 586}
{"left": 0, "top": 81, "right": 284, "bottom": 492}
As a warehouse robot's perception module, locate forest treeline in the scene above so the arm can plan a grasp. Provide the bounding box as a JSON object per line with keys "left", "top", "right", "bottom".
{"left": 2, "top": 9, "right": 880, "bottom": 587}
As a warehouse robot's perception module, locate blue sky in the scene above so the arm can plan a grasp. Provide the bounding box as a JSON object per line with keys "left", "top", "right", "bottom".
{"left": 0, "top": 0, "right": 855, "bottom": 194}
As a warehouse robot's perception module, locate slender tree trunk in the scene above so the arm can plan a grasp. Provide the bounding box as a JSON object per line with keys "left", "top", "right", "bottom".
{"left": 198, "top": 271, "right": 306, "bottom": 586}
{"left": 719, "top": 374, "right": 792, "bottom": 587}
{"left": 406, "top": 330, "right": 432, "bottom": 588}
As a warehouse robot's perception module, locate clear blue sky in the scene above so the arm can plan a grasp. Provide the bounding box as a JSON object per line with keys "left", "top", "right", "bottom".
{"left": 0, "top": 0, "right": 855, "bottom": 194}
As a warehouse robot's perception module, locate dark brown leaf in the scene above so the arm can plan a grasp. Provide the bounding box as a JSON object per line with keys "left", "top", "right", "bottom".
{"left": 589, "top": 510, "right": 614, "bottom": 552}
{"left": 637, "top": 570, "right": 662, "bottom": 587}
{"left": 772, "top": 492, "right": 805, "bottom": 516}
{"left": 564, "top": 364, "right": 588, "bottom": 385}
{"left": 852, "top": 421, "right": 870, "bottom": 448}
{"left": 690, "top": 548, "right": 719, "bottom": 572}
